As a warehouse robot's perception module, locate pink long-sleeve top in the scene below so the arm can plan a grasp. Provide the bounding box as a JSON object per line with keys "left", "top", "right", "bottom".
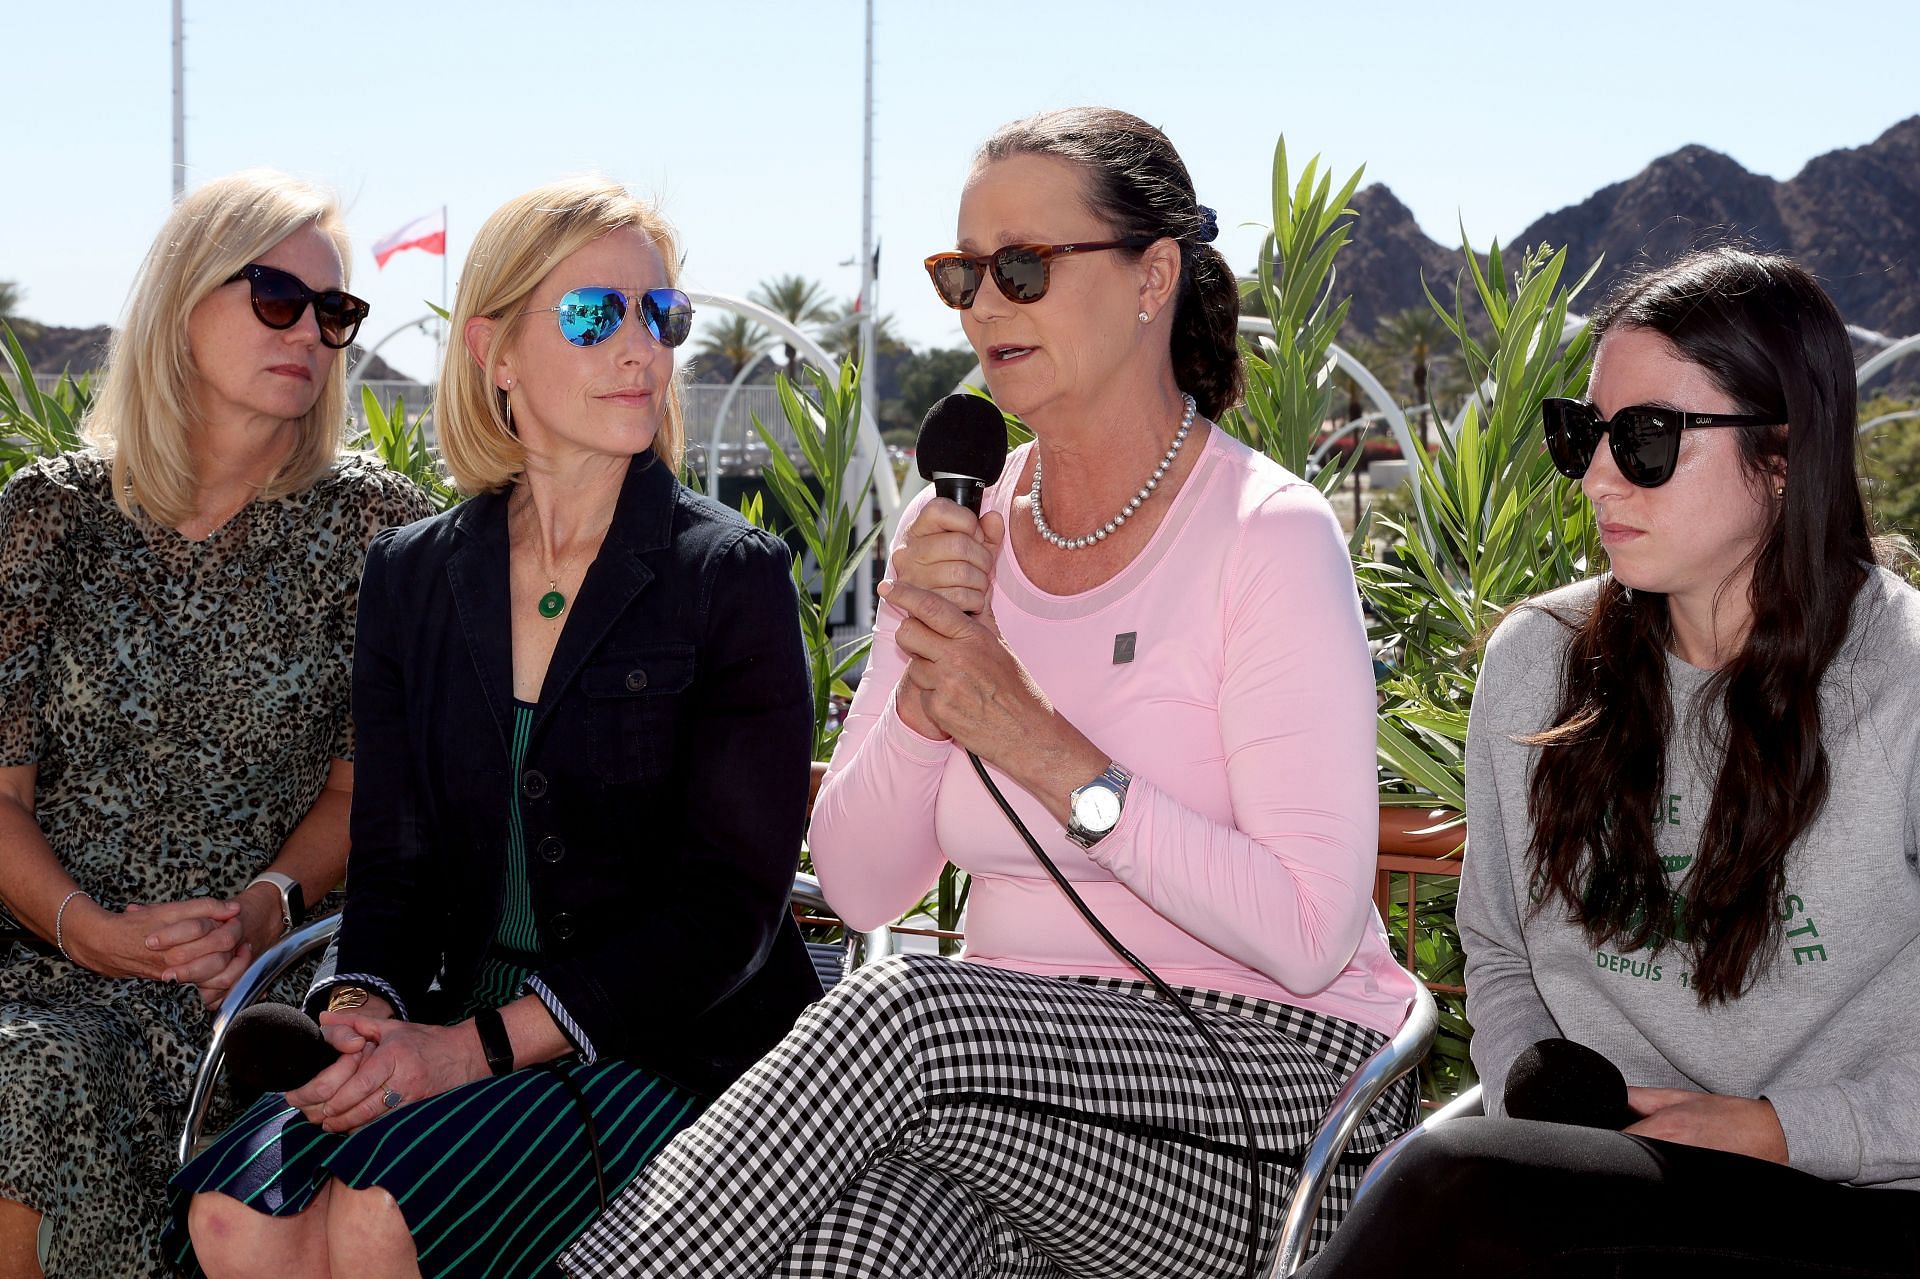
{"left": 810, "top": 428, "right": 1417, "bottom": 1036}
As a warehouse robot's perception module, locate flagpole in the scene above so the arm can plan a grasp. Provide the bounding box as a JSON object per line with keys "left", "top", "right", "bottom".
{"left": 170, "top": 0, "right": 185, "bottom": 199}
{"left": 853, "top": 0, "right": 876, "bottom": 640}
{"left": 437, "top": 204, "right": 449, "bottom": 386}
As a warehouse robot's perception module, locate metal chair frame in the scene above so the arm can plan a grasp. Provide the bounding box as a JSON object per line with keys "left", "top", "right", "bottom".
{"left": 179, "top": 874, "right": 1439, "bottom": 1279}
{"left": 178, "top": 871, "right": 851, "bottom": 1167}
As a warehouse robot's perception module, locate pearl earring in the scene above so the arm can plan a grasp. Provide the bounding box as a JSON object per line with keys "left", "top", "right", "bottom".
{"left": 1138, "top": 310, "right": 1151, "bottom": 324}
{"left": 1776, "top": 484, "right": 1786, "bottom": 497}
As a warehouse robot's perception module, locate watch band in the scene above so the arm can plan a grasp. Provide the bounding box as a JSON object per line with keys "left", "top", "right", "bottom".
{"left": 474, "top": 1006, "right": 516, "bottom": 1077}
{"left": 246, "top": 871, "right": 305, "bottom": 934}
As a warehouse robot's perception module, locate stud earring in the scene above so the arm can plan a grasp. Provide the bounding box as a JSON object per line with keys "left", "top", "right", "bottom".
{"left": 1138, "top": 310, "right": 1150, "bottom": 324}
{"left": 1776, "top": 484, "right": 1786, "bottom": 497}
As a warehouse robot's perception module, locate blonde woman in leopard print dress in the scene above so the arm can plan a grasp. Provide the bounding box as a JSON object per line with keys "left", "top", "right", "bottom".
{"left": 0, "top": 171, "right": 432, "bottom": 1279}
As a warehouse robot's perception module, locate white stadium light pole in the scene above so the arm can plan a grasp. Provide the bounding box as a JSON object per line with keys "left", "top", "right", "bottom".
{"left": 171, "top": 0, "right": 186, "bottom": 199}
{"left": 853, "top": 0, "right": 879, "bottom": 648}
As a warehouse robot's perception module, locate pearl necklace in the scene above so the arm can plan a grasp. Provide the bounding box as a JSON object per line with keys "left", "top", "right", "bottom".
{"left": 1030, "top": 394, "right": 1195, "bottom": 551}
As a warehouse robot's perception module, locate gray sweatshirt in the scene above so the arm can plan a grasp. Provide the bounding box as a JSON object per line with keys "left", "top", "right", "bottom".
{"left": 1460, "top": 568, "right": 1920, "bottom": 1189}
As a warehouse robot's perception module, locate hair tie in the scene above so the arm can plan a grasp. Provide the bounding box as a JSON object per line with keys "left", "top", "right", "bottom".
{"left": 1193, "top": 204, "right": 1219, "bottom": 245}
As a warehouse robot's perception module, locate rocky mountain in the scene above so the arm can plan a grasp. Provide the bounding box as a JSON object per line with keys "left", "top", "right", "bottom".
{"left": 1319, "top": 115, "right": 1920, "bottom": 344}
{"left": 7, "top": 321, "right": 417, "bottom": 386}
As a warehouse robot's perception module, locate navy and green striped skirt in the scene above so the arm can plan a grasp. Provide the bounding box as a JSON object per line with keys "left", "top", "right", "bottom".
{"left": 165, "top": 1058, "right": 701, "bottom": 1279}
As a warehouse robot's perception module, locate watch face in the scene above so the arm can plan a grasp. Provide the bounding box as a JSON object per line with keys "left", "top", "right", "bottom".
{"left": 1074, "top": 784, "right": 1123, "bottom": 834}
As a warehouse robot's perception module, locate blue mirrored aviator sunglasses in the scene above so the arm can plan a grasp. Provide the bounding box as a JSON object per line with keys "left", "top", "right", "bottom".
{"left": 524, "top": 286, "right": 694, "bottom": 348}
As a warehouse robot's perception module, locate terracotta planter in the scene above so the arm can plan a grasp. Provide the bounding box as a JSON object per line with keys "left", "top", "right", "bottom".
{"left": 1378, "top": 805, "right": 1464, "bottom": 860}
{"left": 1375, "top": 806, "right": 1465, "bottom": 994}
{"left": 808, "top": 760, "right": 829, "bottom": 816}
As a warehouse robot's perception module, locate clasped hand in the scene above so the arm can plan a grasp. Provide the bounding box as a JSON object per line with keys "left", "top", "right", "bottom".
{"left": 286, "top": 1012, "right": 484, "bottom": 1134}
{"left": 66, "top": 892, "right": 281, "bottom": 1008}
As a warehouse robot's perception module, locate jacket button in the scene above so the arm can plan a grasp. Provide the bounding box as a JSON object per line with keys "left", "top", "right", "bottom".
{"left": 624, "top": 669, "right": 648, "bottom": 692}
{"left": 537, "top": 835, "right": 565, "bottom": 864}
{"left": 550, "top": 912, "right": 576, "bottom": 941}
{"left": 522, "top": 769, "right": 548, "bottom": 800}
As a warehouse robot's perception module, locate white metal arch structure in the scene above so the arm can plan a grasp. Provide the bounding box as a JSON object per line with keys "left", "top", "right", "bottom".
{"left": 703, "top": 349, "right": 775, "bottom": 493}
{"left": 686, "top": 291, "right": 896, "bottom": 637}
{"left": 345, "top": 313, "right": 443, "bottom": 413}
{"left": 686, "top": 291, "right": 900, "bottom": 520}
{"left": 1856, "top": 334, "right": 1920, "bottom": 431}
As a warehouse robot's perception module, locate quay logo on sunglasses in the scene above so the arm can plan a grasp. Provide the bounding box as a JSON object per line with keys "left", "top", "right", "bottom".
{"left": 1541, "top": 397, "right": 1785, "bottom": 489}
{"left": 923, "top": 237, "right": 1156, "bottom": 309}
{"left": 525, "top": 287, "right": 695, "bottom": 349}
{"left": 226, "top": 264, "right": 370, "bottom": 349}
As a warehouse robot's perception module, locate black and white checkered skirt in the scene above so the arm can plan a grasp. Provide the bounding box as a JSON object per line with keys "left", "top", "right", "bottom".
{"left": 561, "top": 953, "right": 1415, "bottom": 1278}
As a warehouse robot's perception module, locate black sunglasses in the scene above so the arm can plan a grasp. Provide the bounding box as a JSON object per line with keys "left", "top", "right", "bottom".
{"left": 923, "top": 237, "right": 1157, "bottom": 309}
{"left": 1541, "top": 397, "right": 1785, "bottom": 488}
{"left": 225, "top": 264, "right": 369, "bottom": 349}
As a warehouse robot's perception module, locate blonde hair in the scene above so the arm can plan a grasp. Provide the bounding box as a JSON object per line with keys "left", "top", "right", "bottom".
{"left": 438, "top": 176, "right": 686, "bottom": 493}
{"left": 85, "top": 169, "right": 352, "bottom": 526}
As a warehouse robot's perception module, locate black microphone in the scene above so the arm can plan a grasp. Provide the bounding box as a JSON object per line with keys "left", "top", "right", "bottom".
{"left": 1503, "top": 1037, "right": 1634, "bottom": 1129}
{"left": 221, "top": 1002, "right": 342, "bottom": 1093}
{"left": 915, "top": 394, "right": 1008, "bottom": 516}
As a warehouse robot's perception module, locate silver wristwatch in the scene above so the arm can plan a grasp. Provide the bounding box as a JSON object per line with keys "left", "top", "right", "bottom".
{"left": 1066, "top": 763, "right": 1133, "bottom": 849}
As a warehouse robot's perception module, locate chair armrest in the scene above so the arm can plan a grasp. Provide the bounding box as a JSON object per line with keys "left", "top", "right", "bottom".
{"left": 791, "top": 871, "right": 830, "bottom": 917}
{"left": 1268, "top": 984, "right": 1439, "bottom": 1277}
{"left": 790, "top": 870, "right": 898, "bottom": 976}
{"left": 176, "top": 915, "right": 344, "bottom": 1166}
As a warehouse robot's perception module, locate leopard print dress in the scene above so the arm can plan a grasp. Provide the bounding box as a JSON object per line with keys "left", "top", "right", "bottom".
{"left": 0, "top": 450, "right": 433, "bottom": 1279}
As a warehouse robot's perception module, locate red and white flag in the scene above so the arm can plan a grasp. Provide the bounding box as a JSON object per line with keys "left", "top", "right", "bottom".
{"left": 372, "top": 209, "right": 446, "bottom": 269}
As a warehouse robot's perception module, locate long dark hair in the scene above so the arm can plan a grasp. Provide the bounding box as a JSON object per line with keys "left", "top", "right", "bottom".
{"left": 979, "top": 107, "right": 1243, "bottom": 419}
{"left": 1525, "top": 247, "right": 1874, "bottom": 1003}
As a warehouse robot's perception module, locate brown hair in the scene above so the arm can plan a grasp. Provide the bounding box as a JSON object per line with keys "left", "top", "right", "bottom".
{"left": 1523, "top": 247, "right": 1875, "bottom": 1002}
{"left": 978, "top": 107, "right": 1242, "bottom": 419}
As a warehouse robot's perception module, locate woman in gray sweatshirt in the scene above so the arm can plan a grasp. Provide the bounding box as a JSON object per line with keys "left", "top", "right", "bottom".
{"left": 1312, "top": 248, "right": 1920, "bottom": 1276}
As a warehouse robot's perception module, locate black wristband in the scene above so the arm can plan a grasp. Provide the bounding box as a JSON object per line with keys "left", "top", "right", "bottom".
{"left": 474, "top": 1006, "right": 515, "bottom": 1077}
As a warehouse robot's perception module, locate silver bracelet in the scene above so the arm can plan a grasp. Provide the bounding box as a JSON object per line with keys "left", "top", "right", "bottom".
{"left": 54, "top": 889, "right": 91, "bottom": 962}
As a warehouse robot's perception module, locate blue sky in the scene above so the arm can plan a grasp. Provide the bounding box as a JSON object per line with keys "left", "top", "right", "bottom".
{"left": 6, "top": 1, "right": 1915, "bottom": 380}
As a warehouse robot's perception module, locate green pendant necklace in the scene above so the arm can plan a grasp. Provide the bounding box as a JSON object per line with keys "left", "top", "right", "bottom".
{"left": 522, "top": 490, "right": 611, "bottom": 622}
{"left": 532, "top": 522, "right": 610, "bottom": 621}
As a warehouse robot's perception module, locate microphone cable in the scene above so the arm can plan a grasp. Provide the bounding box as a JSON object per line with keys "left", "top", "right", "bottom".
{"left": 966, "top": 752, "right": 1265, "bottom": 1279}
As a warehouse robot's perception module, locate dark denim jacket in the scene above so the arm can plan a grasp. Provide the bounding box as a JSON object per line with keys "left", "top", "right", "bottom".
{"left": 336, "top": 453, "right": 820, "bottom": 1095}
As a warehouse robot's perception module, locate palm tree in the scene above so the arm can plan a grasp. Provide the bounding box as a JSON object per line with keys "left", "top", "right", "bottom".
{"left": 819, "top": 300, "right": 904, "bottom": 364}
{"left": 1373, "top": 307, "right": 1451, "bottom": 446}
{"left": 0, "top": 280, "right": 23, "bottom": 322}
{"left": 694, "top": 313, "right": 773, "bottom": 382}
{"left": 749, "top": 275, "right": 836, "bottom": 374}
